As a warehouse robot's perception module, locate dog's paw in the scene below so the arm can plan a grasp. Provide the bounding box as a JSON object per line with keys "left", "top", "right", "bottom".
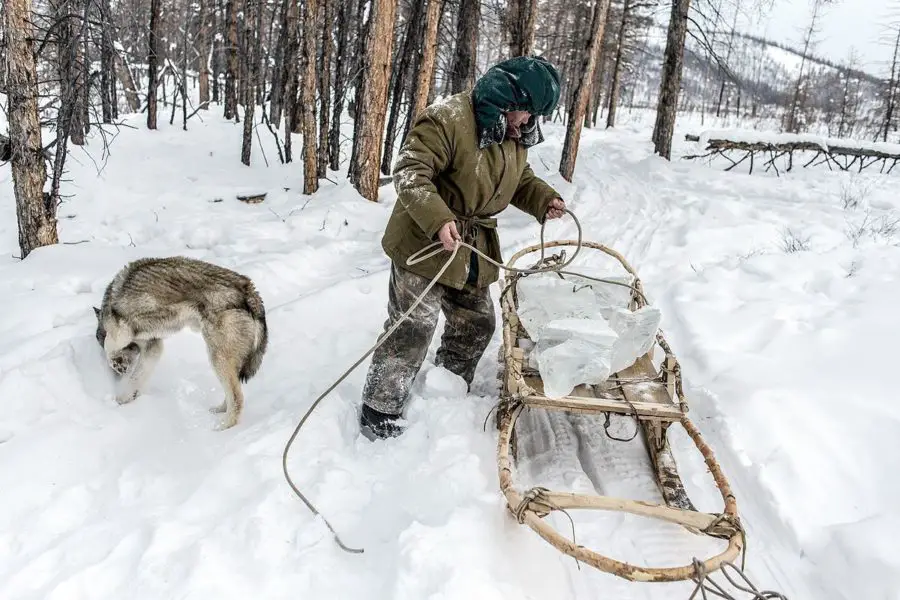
{"left": 116, "top": 390, "right": 139, "bottom": 405}
{"left": 110, "top": 355, "right": 130, "bottom": 375}
{"left": 209, "top": 403, "right": 227, "bottom": 414}
{"left": 214, "top": 414, "right": 238, "bottom": 431}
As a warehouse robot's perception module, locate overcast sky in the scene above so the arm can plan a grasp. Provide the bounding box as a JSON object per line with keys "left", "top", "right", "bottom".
{"left": 744, "top": 0, "right": 899, "bottom": 73}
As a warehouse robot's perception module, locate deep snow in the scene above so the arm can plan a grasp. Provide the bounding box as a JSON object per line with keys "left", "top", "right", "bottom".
{"left": 1, "top": 103, "right": 898, "bottom": 600}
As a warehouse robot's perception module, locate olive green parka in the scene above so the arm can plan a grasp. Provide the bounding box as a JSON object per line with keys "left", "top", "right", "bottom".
{"left": 382, "top": 86, "right": 561, "bottom": 290}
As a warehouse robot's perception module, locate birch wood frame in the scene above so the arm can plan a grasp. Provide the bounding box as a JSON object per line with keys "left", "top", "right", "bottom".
{"left": 495, "top": 240, "right": 743, "bottom": 582}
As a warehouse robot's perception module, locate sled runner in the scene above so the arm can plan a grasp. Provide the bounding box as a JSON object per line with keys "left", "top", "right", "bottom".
{"left": 495, "top": 239, "right": 744, "bottom": 582}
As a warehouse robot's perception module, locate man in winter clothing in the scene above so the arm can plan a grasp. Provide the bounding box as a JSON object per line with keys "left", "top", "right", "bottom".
{"left": 360, "top": 55, "right": 567, "bottom": 440}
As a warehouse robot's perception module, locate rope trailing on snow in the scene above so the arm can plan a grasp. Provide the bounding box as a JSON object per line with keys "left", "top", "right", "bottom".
{"left": 689, "top": 559, "right": 789, "bottom": 600}
{"left": 281, "top": 209, "right": 646, "bottom": 554}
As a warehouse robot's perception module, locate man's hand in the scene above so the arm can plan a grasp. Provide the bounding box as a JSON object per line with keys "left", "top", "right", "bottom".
{"left": 437, "top": 220, "right": 461, "bottom": 251}
{"left": 545, "top": 197, "right": 566, "bottom": 220}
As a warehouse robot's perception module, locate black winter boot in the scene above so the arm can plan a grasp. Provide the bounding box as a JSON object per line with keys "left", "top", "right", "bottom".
{"left": 359, "top": 404, "right": 405, "bottom": 440}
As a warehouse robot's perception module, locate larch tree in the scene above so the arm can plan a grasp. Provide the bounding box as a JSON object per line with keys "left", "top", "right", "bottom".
{"left": 301, "top": 0, "right": 320, "bottom": 191}
{"left": 408, "top": 0, "right": 444, "bottom": 126}
{"left": 5, "top": 0, "right": 56, "bottom": 258}
{"left": 147, "top": 0, "right": 162, "bottom": 129}
{"left": 198, "top": 0, "right": 212, "bottom": 109}
{"left": 559, "top": 0, "right": 612, "bottom": 181}
{"left": 317, "top": 0, "right": 334, "bottom": 177}
{"left": 350, "top": 0, "right": 398, "bottom": 201}
{"left": 651, "top": 0, "right": 690, "bottom": 160}
{"left": 450, "top": 0, "right": 479, "bottom": 93}
{"left": 507, "top": 0, "right": 537, "bottom": 57}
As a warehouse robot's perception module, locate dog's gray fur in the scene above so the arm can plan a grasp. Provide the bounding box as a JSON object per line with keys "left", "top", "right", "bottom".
{"left": 93, "top": 256, "right": 268, "bottom": 430}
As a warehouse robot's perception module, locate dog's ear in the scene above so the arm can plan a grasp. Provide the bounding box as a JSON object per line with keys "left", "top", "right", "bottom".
{"left": 93, "top": 306, "right": 100, "bottom": 317}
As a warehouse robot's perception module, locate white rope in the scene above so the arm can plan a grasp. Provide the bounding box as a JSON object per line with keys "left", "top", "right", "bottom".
{"left": 280, "top": 209, "right": 623, "bottom": 553}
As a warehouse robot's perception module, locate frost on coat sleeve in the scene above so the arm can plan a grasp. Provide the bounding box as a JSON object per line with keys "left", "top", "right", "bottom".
{"left": 392, "top": 113, "right": 457, "bottom": 239}
{"left": 510, "top": 162, "right": 558, "bottom": 223}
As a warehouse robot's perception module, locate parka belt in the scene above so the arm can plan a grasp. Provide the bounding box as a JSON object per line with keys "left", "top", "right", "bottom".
{"left": 456, "top": 215, "right": 498, "bottom": 243}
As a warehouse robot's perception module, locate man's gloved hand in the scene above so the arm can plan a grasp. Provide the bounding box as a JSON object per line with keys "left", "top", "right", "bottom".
{"left": 438, "top": 221, "right": 462, "bottom": 251}
{"left": 546, "top": 197, "right": 566, "bottom": 220}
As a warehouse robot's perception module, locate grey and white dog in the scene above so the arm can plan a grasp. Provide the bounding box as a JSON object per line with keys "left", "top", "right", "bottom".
{"left": 93, "top": 256, "right": 268, "bottom": 430}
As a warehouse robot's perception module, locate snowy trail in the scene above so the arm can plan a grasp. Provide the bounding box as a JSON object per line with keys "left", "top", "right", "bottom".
{"left": 2, "top": 110, "right": 898, "bottom": 599}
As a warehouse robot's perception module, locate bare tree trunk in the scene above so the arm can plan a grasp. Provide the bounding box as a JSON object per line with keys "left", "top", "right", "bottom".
{"left": 559, "top": 0, "right": 611, "bottom": 181}
{"left": 241, "top": 0, "right": 259, "bottom": 165}
{"left": 79, "top": 0, "right": 90, "bottom": 138}
{"left": 408, "top": 0, "right": 443, "bottom": 126}
{"left": 5, "top": 0, "right": 55, "bottom": 258}
{"left": 114, "top": 46, "right": 140, "bottom": 112}
{"left": 301, "top": 0, "right": 320, "bottom": 191}
{"left": 147, "top": 0, "right": 161, "bottom": 129}
{"left": 328, "top": 0, "right": 349, "bottom": 170}
{"left": 212, "top": 0, "right": 222, "bottom": 103}
{"left": 785, "top": 0, "right": 828, "bottom": 133}
{"left": 269, "top": 0, "right": 290, "bottom": 124}
{"left": 198, "top": 0, "right": 211, "bottom": 109}
{"left": 224, "top": 0, "right": 239, "bottom": 120}
{"left": 348, "top": 0, "right": 374, "bottom": 185}
{"left": 318, "top": 0, "right": 334, "bottom": 176}
{"left": 67, "top": 0, "right": 86, "bottom": 145}
{"left": 450, "top": 0, "right": 478, "bottom": 93}
{"left": 352, "top": 0, "right": 398, "bottom": 200}
{"left": 606, "top": 0, "right": 630, "bottom": 129}
{"left": 651, "top": 0, "right": 690, "bottom": 159}
{"left": 507, "top": 0, "right": 536, "bottom": 57}
{"left": 283, "top": 0, "right": 300, "bottom": 158}
{"left": 99, "top": 0, "right": 115, "bottom": 122}
{"left": 382, "top": 0, "right": 426, "bottom": 175}
{"left": 882, "top": 26, "right": 900, "bottom": 142}
{"left": 587, "top": 1, "right": 616, "bottom": 128}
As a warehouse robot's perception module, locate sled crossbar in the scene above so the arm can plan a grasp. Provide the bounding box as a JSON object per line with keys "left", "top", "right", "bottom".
{"left": 495, "top": 239, "right": 743, "bottom": 583}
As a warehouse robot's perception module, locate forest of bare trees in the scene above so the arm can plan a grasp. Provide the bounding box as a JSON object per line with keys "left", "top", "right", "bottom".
{"left": 3, "top": 0, "right": 900, "bottom": 258}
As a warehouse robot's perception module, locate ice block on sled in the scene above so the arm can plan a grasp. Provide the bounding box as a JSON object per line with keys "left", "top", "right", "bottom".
{"left": 516, "top": 274, "right": 661, "bottom": 398}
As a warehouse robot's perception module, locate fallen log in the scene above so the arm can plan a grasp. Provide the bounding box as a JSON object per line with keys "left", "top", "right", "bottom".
{"left": 683, "top": 132, "right": 900, "bottom": 176}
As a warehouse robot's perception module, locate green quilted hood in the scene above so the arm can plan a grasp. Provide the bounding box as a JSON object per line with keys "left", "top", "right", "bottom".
{"left": 471, "top": 55, "right": 561, "bottom": 148}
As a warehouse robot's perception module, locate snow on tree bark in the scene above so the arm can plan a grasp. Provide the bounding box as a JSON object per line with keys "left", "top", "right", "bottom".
{"left": 352, "top": 0, "right": 398, "bottom": 201}
{"left": 5, "top": 0, "right": 56, "bottom": 258}
{"left": 559, "top": 0, "right": 611, "bottom": 182}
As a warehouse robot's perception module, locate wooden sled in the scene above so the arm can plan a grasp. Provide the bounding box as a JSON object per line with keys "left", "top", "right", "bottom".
{"left": 495, "top": 240, "right": 744, "bottom": 583}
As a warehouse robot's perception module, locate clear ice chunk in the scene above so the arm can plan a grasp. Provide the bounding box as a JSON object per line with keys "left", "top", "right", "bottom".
{"left": 515, "top": 273, "right": 661, "bottom": 398}
{"left": 534, "top": 318, "right": 618, "bottom": 398}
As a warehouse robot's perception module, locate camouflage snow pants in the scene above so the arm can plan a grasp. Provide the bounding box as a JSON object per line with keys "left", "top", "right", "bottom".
{"left": 361, "top": 261, "right": 496, "bottom": 416}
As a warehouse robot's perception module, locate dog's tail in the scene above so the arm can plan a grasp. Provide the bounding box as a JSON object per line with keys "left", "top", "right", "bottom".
{"left": 239, "top": 281, "right": 268, "bottom": 383}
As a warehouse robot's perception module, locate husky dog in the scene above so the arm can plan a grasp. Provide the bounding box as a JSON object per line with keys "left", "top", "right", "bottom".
{"left": 93, "top": 256, "right": 268, "bottom": 430}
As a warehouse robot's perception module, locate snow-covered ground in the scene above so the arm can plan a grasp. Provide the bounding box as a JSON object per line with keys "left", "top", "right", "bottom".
{"left": 1, "top": 103, "right": 898, "bottom": 600}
